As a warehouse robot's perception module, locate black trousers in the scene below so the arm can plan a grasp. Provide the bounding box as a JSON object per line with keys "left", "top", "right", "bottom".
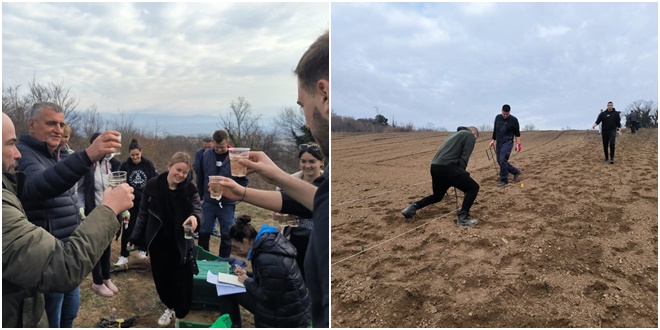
{"left": 415, "top": 164, "right": 480, "bottom": 214}
{"left": 602, "top": 129, "right": 617, "bottom": 160}
{"left": 120, "top": 204, "right": 140, "bottom": 257}
{"left": 92, "top": 244, "right": 112, "bottom": 284}
{"left": 150, "top": 245, "right": 193, "bottom": 319}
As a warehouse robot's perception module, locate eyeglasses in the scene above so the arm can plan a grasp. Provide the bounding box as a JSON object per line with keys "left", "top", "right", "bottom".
{"left": 299, "top": 144, "right": 320, "bottom": 153}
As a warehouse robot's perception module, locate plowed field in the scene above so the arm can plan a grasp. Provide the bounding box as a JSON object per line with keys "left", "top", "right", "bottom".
{"left": 331, "top": 128, "right": 658, "bottom": 327}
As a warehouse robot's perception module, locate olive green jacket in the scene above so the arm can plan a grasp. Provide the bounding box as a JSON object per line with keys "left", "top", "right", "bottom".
{"left": 2, "top": 172, "right": 121, "bottom": 328}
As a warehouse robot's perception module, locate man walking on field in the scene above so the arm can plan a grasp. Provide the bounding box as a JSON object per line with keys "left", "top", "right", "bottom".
{"left": 489, "top": 104, "right": 522, "bottom": 187}
{"left": 401, "top": 126, "right": 480, "bottom": 226}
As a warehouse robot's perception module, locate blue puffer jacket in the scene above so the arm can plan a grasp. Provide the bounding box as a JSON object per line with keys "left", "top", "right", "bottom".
{"left": 16, "top": 134, "right": 94, "bottom": 240}
{"left": 195, "top": 148, "right": 248, "bottom": 204}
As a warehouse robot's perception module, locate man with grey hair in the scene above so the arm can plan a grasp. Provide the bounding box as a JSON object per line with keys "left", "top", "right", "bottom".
{"left": 15, "top": 102, "right": 121, "bottom": 327}
{"left": 401, "top": 126, "right": 480, "bottom": 226}
{"left": 3, "top": 112, "right": 134, "bottom": 327}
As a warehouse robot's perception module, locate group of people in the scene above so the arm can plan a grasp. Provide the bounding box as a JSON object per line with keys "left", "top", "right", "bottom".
{"left": 402, "top": 101, "right": 624, "bottom": 224}
{"left": 2, "top": 30, "right": 329, "bottom": 328}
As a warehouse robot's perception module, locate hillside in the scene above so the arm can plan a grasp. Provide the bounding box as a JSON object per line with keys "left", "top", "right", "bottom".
{"left": 331, "top": 128, "right": 658, "bottom": 327}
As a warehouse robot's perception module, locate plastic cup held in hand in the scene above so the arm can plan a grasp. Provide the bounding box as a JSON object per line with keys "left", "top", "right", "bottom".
{"left": 108, "top": 171, "right": 127, "bottom": 188}
{"left": 184, "top": 223, "right": 193, "bottom": 239}
{"left": 209, "top": 175, "right": 224, "bottom": 200}
{"left": 228, "top": 148, "right": 250, "bottom": 177}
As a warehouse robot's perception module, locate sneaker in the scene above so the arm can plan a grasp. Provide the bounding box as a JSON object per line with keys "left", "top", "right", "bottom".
{"left": 513, "top": 170, "right": 522, "bottom": 182}
{"left": 103, "top": 279, "right": 118, "bottom": 293}
{"left": 138, "top": 250, "right": 148, "bottom": 259}
{"left": 92, "top": 283, "right": 114, "bottom": 297}
{"left": 115, "top": 256, "right": 129, "bottom": 266}
{"left": 498, "top": 181, "right": 508, "bottom": 187}
{"left": 610, "top": 158, "right": 615, "bottom": 164}
{"left": 158, "top": 308, "right": 175, "bottom": 326}
{"left": 457, "top": 211, "right": 478, "bottom": 226}
{"left": 401, "top": 204, "right": 418, "bottom": 219}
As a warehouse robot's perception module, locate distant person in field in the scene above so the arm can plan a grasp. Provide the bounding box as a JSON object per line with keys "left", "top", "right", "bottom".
{"left": 116, "top": 138, "right": 158, "bottom": 266}
{"left": 628, "top": 110, "right": 639, "bottom": 134}
{"left": 489, "top": 104, "right": 522, "bottom": 187}
{"left": 128, "top": 152, "right": 200, "bottom": 326}
{"left": 592, "top": 101, "right": 622, "bottom": 164}
{"left": 401, "top": 126, "right": 480, "bottom": 226}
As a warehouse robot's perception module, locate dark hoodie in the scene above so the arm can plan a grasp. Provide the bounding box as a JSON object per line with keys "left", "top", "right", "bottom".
{"left": 245, "top": 225, "right": 311, "bottom": 328}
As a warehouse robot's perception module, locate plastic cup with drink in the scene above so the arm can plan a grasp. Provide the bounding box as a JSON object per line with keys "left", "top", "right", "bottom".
{"left": 228, "top": 148, "right": 250, "bottom": 177}
{"left": 209, "top": 175, "right": 225, "bottom": 200}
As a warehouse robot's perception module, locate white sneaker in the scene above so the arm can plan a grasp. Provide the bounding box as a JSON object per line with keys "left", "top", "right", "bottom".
{"left": 138, "top": 250, "right": 148, "bottom": 259}
{"left": 115, "top": 256, "right": 129, "bottom": 266}
{"left": 158, "top": 308, "right": 175, "bottom": 326}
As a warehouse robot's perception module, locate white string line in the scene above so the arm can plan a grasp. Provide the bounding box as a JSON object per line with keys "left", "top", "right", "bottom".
{"left": 334, "top": 180, "right": 429, "bottom": 206}
{"left": 331, "top": 209, "right": 455, "bottom": 266}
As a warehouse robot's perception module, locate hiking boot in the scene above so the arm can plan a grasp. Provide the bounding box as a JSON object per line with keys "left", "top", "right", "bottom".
{"left": 457, "top": 211, "right": 478, "bottom": 226}
{"left": 401, "top": 204, "right": 418, "bottom": 219}
{"left": 513, "top": 170, "right": 522, "bottom": 182}
{"left": 610, "top": 158, "right": 615, "bottom": 164}
{"left": 497, "top": 181, "right": 508, "bottom": 187}
{"left": 92, "top": 283, "right": 114, "bottom": 297}
{"left": 115, "top": 256, "right": 129, "bottom": 266}
{"left": 137, "top": 250, "right": 148, "bottom": 259}
{"left": 103, "top": 279, "right": 118, "bottom": 293}
{"left": 158, "top": 308, "right": 175, "bottom": 326}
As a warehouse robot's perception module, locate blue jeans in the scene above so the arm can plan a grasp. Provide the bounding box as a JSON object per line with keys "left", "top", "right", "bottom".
{"left": 496, "top": 141, "right": 519, "bottom": 183}
{"left": 200, "top": 201, "right": 236, "bottom": 257}
{"left": 44, "top": 286, "right": 80, "bottom": 328}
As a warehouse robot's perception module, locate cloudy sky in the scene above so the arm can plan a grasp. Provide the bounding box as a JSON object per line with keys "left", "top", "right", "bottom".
{"left": 3, "top": 2, "right": 329, "bottom": 135}
{"left": 331, "top": 2, "right": 658, "bottom": 130}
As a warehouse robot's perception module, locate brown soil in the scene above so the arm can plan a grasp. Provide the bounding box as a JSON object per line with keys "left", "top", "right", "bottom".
{"left": 331, "top": 129, "right": 658, "bottom": 327}
{"left": 73, "top": 203, "right": 272, "bottom": 328}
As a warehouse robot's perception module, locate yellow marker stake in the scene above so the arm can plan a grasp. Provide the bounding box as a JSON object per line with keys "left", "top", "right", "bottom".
{"left": 520, "top": 183, "right": 524, "bottom": 188}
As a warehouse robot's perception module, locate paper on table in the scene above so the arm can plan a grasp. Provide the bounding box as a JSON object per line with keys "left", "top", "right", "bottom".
{"left": 206, "top": 271, "right": 246, "bottom": 296}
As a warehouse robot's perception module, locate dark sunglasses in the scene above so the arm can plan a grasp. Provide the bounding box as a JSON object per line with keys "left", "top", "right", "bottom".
{"left": 299, "top": 144, "right": 320, "bottom": 153}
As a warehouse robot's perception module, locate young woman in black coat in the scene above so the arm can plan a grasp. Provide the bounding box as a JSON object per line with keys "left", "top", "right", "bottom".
{"left": 128, "top": 152, "right": 201, "bottom": 326}
{"left": 231, "top": 215, "right": 311, "bottom": 328}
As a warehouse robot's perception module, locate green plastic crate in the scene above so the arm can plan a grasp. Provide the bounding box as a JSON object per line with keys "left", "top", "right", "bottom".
{"left": 196, "top": 246, "right": 220, "bottom": 262}
{"left": 191, "top": 260, "right": 231, "bottom": 310}
{"left": 175, "top": 320, "right": 211, "bottom": 328}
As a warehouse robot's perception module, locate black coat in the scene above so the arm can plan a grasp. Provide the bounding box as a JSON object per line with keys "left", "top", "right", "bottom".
{"left": 119, "top": 156, "right": 158, "bottom": 203}
{"left": 129, "top": 172, "right": 202, "bottom": 266}
{"left": 245, "top": 230, "right": 311, "bottom": 328}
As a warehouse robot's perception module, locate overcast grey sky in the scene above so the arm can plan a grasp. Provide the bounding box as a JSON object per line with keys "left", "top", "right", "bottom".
{"left": 331, "top": 2, "right": 658, "bottom": 130}
{"left": 2, "top": 2, "right": 328, "bottom": 135}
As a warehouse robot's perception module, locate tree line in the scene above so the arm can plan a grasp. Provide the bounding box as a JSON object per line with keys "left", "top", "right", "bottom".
{"left": 2, "top": 80, "right": 317, "bottom": 190}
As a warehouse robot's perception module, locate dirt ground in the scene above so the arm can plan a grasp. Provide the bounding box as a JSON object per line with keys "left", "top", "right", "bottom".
{"left": 74, "top": 203, "right": 272, "bottom": 328}
{"left": 331, "top": 128, "right": 658, "bottom": 327}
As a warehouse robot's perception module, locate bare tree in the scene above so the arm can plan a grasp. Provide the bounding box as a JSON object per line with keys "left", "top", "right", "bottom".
{"left": 219, "top": 97, "right": 263, "bottom": 148}
{"left": 27, "top": 79, "right": 82, "bottom": 129}
{"left": 624, "top": 99, "right": 658, "bottom": 129}
{"left": 523, "top": 123, "right": 536, "bottom": 131}
{"left": 273, "top": 106, "right": 314, "bottom": 145}
{"left": 78, "top": 104, "right": 108, "bottom": 140}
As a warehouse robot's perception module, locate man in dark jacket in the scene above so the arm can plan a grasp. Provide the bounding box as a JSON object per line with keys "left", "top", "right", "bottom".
{"left": 628, "top": 109, "right": 639, "bottom": 134}
{"left": 15, "top": 102, "right": 122, "bottom": 327}
{"left": 489, "top": 104, "right": 522, "bottom": 187}
{"left": 193, "top": 136, "right": 218, "bottom": 237}
{"left": 401, "top": 126, "right": 480, "bottom": 226}
{"left": 592, "top": 101, "right": 622, "bottom": 164}
{"left": 2, "top": 112, "right": 134, "bottom": 328}
{"left": 196, "top": 129, "right": 248, "bottom": 257}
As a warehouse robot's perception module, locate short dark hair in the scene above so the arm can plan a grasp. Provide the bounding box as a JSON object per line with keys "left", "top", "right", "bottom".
{"left": 294, "top": 30, "right": 329, "bottom": 94}
{"left": 502, "top": 104, "right": 511, "bottom": 112}
{"left": 229, "top": 215, "right": 257, "bottom": 241}
{"left": 213, "top": 130, "right": 229, "bottom": 143}
{"left": 607, "top": 101, "right": 613, "bottom": 105}
{"left": 298, "top": 143, "right": 324, "bottom": 161}
{"left": 202, "top": 137, "right": 213, "bottom": 143}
